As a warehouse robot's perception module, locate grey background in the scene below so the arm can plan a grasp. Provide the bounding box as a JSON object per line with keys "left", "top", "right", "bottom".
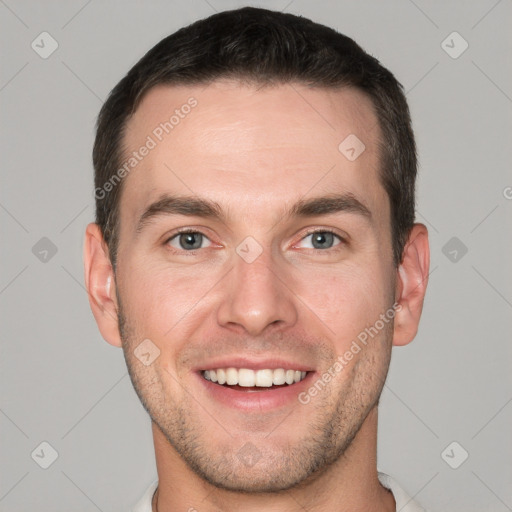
{"left": 1, "top": 0, "right": 511, "bottom": 510}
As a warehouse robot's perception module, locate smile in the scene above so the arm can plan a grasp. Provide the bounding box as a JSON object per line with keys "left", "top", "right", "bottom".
{"left": 196, "top": 367, "right": 314, "bottom": 410}
{"left": 202, "top": 367, "right": 308, "bottom": 389}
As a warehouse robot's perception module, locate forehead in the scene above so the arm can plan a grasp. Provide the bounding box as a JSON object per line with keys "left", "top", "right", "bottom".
{"left": 119, "top": 80, "right": 386, "bottom": 229}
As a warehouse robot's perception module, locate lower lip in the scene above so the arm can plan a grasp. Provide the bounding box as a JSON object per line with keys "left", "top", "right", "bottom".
{"left": 195, "top": 371, "right": 315, "bottom": 411}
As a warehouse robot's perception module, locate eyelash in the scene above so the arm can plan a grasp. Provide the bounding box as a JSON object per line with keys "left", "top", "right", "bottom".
{"left": 164, "top": 228, "right": 346, "bottom": 254}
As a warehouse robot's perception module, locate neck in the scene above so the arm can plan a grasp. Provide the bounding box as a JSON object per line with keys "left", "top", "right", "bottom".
{"left": 151, "top": 406, "right": 395, "bottom": 512}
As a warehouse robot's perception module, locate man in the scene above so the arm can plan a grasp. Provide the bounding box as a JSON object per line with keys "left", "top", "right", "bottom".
{"left": 84, "top": 7, "right": 429, "bottom": 512}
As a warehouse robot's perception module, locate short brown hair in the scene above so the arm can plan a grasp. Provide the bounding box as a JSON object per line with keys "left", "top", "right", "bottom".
{"left": 93, "top": 6, "right": 416, "bottom": 269}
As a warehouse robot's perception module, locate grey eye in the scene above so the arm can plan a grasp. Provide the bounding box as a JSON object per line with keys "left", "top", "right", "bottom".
{"left": 168, "top": 232, "right": 211, "bottom": 251}
{"left": 297, "top": 231, "right": 341, "bottom": 250}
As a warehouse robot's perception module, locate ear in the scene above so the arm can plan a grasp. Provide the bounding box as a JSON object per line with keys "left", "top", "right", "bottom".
{"left": 83, "top": 223, "right": 122, "bottom": 347}
{"left": 392, "top": 223, "right": 430, "bottom": 347}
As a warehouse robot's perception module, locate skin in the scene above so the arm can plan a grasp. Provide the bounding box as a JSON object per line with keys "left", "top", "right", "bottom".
{"left": 84, "top": 80, "right": 429, "bottom": 512}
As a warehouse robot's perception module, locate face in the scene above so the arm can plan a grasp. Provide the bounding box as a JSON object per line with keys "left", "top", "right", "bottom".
{"left": 113, "top": 81, "right": 397, "bottom": 492}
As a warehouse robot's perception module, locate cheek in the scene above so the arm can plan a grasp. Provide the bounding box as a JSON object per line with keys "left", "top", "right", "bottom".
{"left": 118, "top": 262, "right": 216, "bottom": 351}
{"left": 300, "top": 265, "right": 390, "bottom": 344}
{"left": 121, "top": 256, "right": 204, "bottom": 312}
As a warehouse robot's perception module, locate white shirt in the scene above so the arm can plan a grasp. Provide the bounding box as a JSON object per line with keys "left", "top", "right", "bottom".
{"left": 132, "top": 472, "right": 426, "bottom": 511}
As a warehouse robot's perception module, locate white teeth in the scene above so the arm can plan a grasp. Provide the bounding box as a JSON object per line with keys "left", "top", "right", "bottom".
{"left": 226, "top": 367, "right": 238, "bottom": 385}
{"left": 272, "top": 368, "right": 286, "bottom": 385}
{"left": 202, "top": 367, "right": 309, "bottom": 387}
{"left": 255, "top": 369, "right": 273, "bottom": 387}
{"left": 217, "top": 368, "right": 226, "bottom": 385}
{"left": 238, "top": 368, "right": 255, "bottom": 387}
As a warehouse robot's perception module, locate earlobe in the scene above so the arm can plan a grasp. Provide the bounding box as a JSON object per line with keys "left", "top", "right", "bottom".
{"left": 392, "top": 223, "right": 430, "bottom": 347}
{"left": 83, "top": 223, "right": 122, "bottom": 347}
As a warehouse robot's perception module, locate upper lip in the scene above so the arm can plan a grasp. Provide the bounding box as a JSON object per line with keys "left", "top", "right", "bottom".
{"left": 193, "top": 357, "right": 315, "bottom": 372}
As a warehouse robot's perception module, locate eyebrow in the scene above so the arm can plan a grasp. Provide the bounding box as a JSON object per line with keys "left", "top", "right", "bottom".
{"left": 135, "top": 192, "right": 372, "bottom": 234}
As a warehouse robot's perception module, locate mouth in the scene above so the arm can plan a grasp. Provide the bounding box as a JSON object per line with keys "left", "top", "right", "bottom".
{"left": 196, "top": 365, "right": 314, "bottom": 411}
{"left": 201, "top": 367, "right": 309, "bottom": 392}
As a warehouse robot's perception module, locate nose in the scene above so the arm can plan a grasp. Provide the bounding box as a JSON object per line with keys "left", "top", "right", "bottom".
{"left": 216, "top": 247, "right": 299, "bottom": 336}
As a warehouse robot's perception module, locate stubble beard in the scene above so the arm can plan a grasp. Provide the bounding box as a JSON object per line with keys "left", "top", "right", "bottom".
{"left": 116, "top": 291, "right": 392, "bottom": 494}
